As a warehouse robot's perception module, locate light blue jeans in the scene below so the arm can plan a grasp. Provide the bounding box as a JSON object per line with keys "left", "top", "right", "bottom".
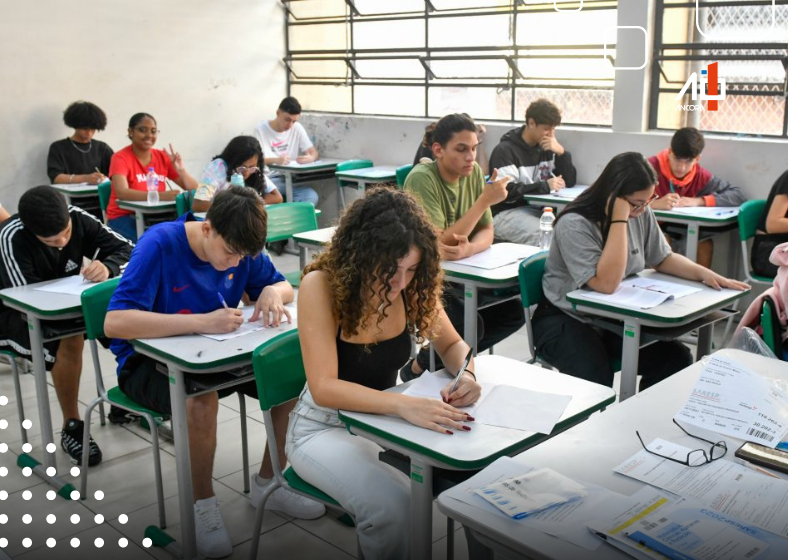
{"left": 492, "top": 206, "right": 542, "bottom": 246}
{"left": 107, "top": 216, "right": 138, "bottom": 243}
{"left": 286, "top": 388, "right": 410, "bottom": 560}
{"left": 270, "top": 175, "right": 319, "bottom": 206}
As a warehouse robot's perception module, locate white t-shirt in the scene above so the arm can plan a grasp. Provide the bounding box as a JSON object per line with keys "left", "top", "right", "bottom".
{"left": 253, "top": 120, "right": 313, "bottom": 177}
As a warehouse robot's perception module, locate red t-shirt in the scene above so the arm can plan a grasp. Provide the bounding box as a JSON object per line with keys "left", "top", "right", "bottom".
{"left": 107, "top": 145, "right": 179, "bottom": 220}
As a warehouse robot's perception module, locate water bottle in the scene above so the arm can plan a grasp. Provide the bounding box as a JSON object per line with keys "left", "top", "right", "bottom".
{"left": 230, "top": 172, "right": 245, "bottom": 187}
{"left": 146, "top": 167, "right": 159, "bottom": 205}
{"left": 539, "top": 207, "right": 555, "bottom": 251}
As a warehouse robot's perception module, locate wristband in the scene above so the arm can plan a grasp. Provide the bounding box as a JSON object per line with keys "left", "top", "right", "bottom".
{"left": 464, "top": 369, "right": 476, "bottom": 381}
{"left": 610, "top": 220, "right": 628, "bottom": 224}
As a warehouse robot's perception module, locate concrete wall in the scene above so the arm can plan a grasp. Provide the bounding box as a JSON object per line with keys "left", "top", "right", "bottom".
{"left": 0, "top": 0, "right": 287, "bottom": 212}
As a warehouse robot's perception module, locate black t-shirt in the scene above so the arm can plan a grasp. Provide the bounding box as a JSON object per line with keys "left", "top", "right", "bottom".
{"left": 759, "top": 169, "right": 788, "bottom": 232}
{"left": 46, "top": 138, "right": 114, "bottom": 182}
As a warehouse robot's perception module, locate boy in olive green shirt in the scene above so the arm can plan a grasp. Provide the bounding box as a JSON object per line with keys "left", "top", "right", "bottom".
{"left": 402, "top": 113, "right": 525, "bottom": 380}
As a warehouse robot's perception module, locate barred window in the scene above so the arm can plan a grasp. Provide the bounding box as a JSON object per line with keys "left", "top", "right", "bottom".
{"left": 285, "top": 0, "right": 618, "bottom": 126}
{"left": 649, "top": 0, "right": 788, "bottom": 137}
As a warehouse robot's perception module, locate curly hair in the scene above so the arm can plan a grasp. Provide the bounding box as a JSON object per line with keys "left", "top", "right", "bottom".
{"left": 304, "top": 188, "right": 443, "bottom": 344}
{"left": 63, "top": 101, "right": 107, "bottom": 130}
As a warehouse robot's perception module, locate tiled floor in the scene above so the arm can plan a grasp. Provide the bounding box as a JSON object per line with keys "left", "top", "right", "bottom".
{"left": 0, "top": 250, "right": 717, "bottom": 560}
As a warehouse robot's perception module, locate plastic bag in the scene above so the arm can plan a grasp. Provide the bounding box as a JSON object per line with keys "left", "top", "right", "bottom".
{"left": 727, "top": 327, "right": 778, "bottom": 359}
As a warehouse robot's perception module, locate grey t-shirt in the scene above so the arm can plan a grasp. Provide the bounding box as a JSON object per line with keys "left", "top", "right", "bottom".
{"left": 542, "top": 209, "right": 672, "bottom": 319}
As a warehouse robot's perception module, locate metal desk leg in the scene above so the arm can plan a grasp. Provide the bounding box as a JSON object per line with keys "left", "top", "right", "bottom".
{"left": 619, "top": 321, "right": 642, "bottom": 401}
{"left": 463, "top": 284, "right": 478, "bottom": 354}
{"left": 168, "top": 365, "right": 197, "bottom": 560}
{"left": 134, "top": 211, "right": 145, "bottom": 239}
{"left": 285, "top": 173, "right": 294, "bottom": 204}
{"left": 696, "top": 323, "right": 713, "bottom": 360}
{"left": 17, "top": 316, "right": 75, "bottom": 498}
{"left": 685, "top": 224, "right": 699, "bottom": 262}
{"left": 299, "top": 245, "right": 308, "bottom": 270}
{"left": 409, "top": 457, "right": 433, "bottom": 560}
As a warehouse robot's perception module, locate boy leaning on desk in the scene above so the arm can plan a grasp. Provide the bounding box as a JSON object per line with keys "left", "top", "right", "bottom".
{"left": 103, "top": 186, "right": 324, "bottom": 559}
{"left": 0, "top": 185, "right": 133, "bottom": 467}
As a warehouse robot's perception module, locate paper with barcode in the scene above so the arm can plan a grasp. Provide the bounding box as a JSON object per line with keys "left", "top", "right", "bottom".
{"left": 675, "top": 355, "right": 788, "bottom": 448}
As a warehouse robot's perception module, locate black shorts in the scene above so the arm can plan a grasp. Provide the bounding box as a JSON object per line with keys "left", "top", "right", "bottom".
{"left": 117, "top": 353, "right": 259, "bottom": 416}
{"left": 0, "top": 309, "right": 76, "bottom": 371}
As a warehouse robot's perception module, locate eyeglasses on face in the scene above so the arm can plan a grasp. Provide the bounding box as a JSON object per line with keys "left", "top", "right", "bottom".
{"left": 626, "top": 193, "right": 659, "bottom": 212}
{"left": 235, "top": 166, "right": 260, "bottom": 174}
{"left": 133, "top": 127, "right": 159, "bottom": 135}
{"left": 635, "top": 418, "right": 727, "bottom": 467}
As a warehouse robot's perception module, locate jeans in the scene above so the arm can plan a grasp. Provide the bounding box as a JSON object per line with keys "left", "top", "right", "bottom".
{"left": 269, "top": 175, "right": 319, "bottom": 206}
{"left": 107, "top": 216, "right": 138, "bottom": 243}
{"left": 493, "top": 206, "right": 542, "bottom": 246}
{"left": 286, "top": 388, "right": 410, "bottom": 560}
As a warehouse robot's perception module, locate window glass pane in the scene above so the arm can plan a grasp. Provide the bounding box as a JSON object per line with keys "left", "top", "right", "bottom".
{"left": 428, "top": 87, "right": 512, "bottom": 121}
{"left": 355, "top": 59, "right": 424, "bottom": 79}
{"left": 354, "top": 20, "right": 425, "bottom": 49}
{"left": 355, "top": 86, "right": 424, "bottom": 116}
{"left": 429, "top": 58, "right": 511, "bottom": 79}
{"left": 354, "top": 0, "right": 424, "bottom": 15}
{"left": 289, "top": 23, "right": 348, "bottom": 52}
{"left": 431, "top": 0, "right": 510, "bottom": 10}
{"left": 288, "top": 0, "right": 346, "bottom": 20}
{"left": 517, "top": 55, "right": 613, "bottom": 81}
{"left": 290, "top": 60, "right": 349, "bottom": 80}
{"left": 515, "top": 88, "right": 613, "bottom": 126}
{"left": 429, "top": 15, "right": 512, "bottom": 48}
{"left": 516, "top": 8, "right": 617, "bottom": 46}
{"left": 292, "top": 84, "right": 353, "bottom": 113}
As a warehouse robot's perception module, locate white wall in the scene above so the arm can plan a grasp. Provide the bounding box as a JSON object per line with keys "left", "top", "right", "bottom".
{"left": 0, "top": 0, "right": 287, "bottom": 212}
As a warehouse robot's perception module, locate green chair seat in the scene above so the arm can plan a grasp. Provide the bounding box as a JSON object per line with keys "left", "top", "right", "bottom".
{"left": 283, "top": 467, "right": 340, "bottom": 506}
{"left": 106, "top": 387, "right": 166, "bottom": 419}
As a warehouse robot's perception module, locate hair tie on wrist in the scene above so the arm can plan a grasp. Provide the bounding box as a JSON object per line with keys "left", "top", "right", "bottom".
{"left": 610, "top": 220, "right": 628, "bottom": 224}
{"left": 464, "top": 369, "right": 476, "bottom": 381}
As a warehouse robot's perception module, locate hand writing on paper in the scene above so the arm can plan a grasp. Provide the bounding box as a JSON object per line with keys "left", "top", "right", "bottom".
{"left": 652, "top": 193, "right": 680, "bottom": 210}
{"left": 547, "top": 175, "right": 565, "bottom": 192}
{"left": 397, "top": 396, "right": 474, "bottom": 435}
{"left": 279, "top": 154, "right": 291, "bottom": 165}
{"left": 441, "top": 373, "right": 481, "bottom": 407}
{"left": 80, "top": 261, "right": 109, "bottom": 283}
{"left": 676, "top": 196, "right": 704, "bottom": 207}
{"left": 439, "top": 234, "right": 473, "bottom": 261}
{"left": 296, "top": 154, "right": 315, "bottom": 164}
{"left": 167, "top": 143, "right": 185, "bottom": 173}
{"left": 250, "top": 286, "right": 292, "bottom": 327}
{"left": 203, "top": 307, "right": 244, "bottom": 333}
{"left": 88, "top": 172, "right": 106, "bottom": 185}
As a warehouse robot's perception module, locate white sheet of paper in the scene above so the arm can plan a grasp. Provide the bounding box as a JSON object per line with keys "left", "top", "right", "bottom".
{"left": 625, "top": 277, "right": 701, "bottom": 300}
{"left": 667, "top": 207, "right": 739, "bottom": 218}
{"left": 676, "top": 355, "right": 788, "bottom": 447}
{"left": 401, "top": 370, "right": 486, "bottom": 416}
{"left": 552, "top": 185, "right": 588, "bottom": 199}
{"left": 583, "top": 277, "right": 702, "bottom": 309}
{"left": 200, "top": 303, "right": 297, "bottom": 341}
{"left": 614, "top": 439, "right": 788, "bottom": 537}
{"left": 283, "top": 159, "right": 324, "bottom": 168}
{"left": 450, "top": 243, "right": 540, "bottom": 270}
{"left": 33, "top": 275, "right": 97, "bottom": 296}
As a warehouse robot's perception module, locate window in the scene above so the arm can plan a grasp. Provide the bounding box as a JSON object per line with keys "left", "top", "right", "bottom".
{"left": 285, "top": 0, "right": 618, "bottom": 126}
{"left": 649, "top": 0, "right": 788, "bottom": 137}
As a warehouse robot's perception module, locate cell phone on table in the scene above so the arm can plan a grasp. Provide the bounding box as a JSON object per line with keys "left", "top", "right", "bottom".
{"left": 735, "top": 442, "right": 788, "bottom": 475}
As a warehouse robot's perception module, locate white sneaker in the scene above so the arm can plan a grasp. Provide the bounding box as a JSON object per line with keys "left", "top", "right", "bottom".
{"left": 250, "top": 475, "right": 326, "bottom": 520}
{"left": 194, "top": 497, "right": 232, "bottom": 558}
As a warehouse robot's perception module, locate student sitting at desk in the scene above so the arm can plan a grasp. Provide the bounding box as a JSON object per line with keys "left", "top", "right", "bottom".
{"left": 104, "top": 187, "right": 324, "bottom": 559}
{"left": 533, "top": 152, "right": 748, "bottom": 390}
{"left": 489, "top": 98, "right": 577, "bottom": 246}
{"left": 191, "top": 135, "right": 283, "bottom": 213}
{"left": 106, "top": 112, "right": 198, "bottom": 242}
{"left": 254, "top": 96, "right": 319, "bottom": 206}
{"left": 290, "top": 188, "right": 481, "bottom": 560}
{"left": 752, "top": 169, "right": 788, "bottom": 277}
{"left": 414, "top": 116, "right": 490, "bottom": 174}
{"left": 0, "top": 186, "right": 133, "bottom": 466}
{"left": 402, "top": 113, "right": 525, "bottom": 380}
{"left": 647, "top": 127, "right": 746, "bottom": 268}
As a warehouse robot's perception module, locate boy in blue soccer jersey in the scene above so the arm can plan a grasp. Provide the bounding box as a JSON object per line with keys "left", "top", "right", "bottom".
{"left": 105, "top": 187, "right": 323, "bottom": 559}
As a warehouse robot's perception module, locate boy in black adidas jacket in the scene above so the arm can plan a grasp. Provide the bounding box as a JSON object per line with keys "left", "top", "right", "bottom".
{"left": 0, "top": 186, "right": 132, "bottom": 466}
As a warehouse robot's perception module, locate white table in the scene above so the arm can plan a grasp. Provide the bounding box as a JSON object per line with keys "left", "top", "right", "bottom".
{"left": 438, "top": 349, "right": 788, "bottom": 560}
{"left": 116, "top": 199, "right": 177, "bottom": 238}
{"left": 292, "top": 226, "right": 335, "bottom": 269}
{"left": 51, "top": 182, "right": 101, "bottom": 205}
{"left": 567, "top": 270, "right": 748, "bottom": 401}
{"left": 441, "top": 244, "right": 541, "bottom": 353}
{"left": 338, "top": 355, "right": 617, "bottom": 560}
{"left": 0, "top": 280, "right": 88, "bottom": 498}
{"left": 268, "top": 159, "right": 343, "bottom": 203}
{"left": 335, "top": 165, "right": 398, "bottom": 209}
{"left": 131, "top": 320, "right": 298, "bottom": 560}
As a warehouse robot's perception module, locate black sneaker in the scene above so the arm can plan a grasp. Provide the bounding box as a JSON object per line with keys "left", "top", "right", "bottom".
{"left": 60, "top": 419, "right": 102, "bottom": 466}
{"left": 268, "top": 240, "right": 287, "bottom": 256}
{"left": 108, "top": 405, "right": 139, "bottom": 425}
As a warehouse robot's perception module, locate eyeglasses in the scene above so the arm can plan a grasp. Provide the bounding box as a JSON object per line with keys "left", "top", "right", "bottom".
{"left": 235, "top": 166, "right": 259, "bottom": 175}
{"left": 636, "top": 419, "right": 727, "bottom": 467}
{"left": 626, "top": 193, "right": 659, "bottom": 212}
{"left": 133, "top": 127, "right": 159, "bottom": 135}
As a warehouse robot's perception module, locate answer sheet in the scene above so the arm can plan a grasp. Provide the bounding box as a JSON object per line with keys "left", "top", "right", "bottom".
{"left": 33, "top": 275, "right": 98, "bottom": 296}
{"left": 449, "top": 242, "right": 540, "bottom": 270}
{"left": 200, "top": 304, "right": 297, "bottom": 341}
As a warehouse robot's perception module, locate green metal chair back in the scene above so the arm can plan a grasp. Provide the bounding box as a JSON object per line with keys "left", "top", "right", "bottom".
{"left": 81, "top": 277, "right": 121, "bottom": 340}
{"left": 98, "top": 182, "right": 112, "bottom": 222}
{"left": 396, "top": 164, "right": 414, "bottom": 188}
{"left": 738, "top": 199, "right": 767, "bottom": 242}
{"left": 265, "top": 202, "right": 319, "bottom": 244}
{"left": 252, "top": 330, "right": 306, "bottom": 411}
{"left": 518, "top": 252, "right": 548, "bottom": 365}
{"left": 761, "top": 298, "right": 782, "bottom": 358}
{"left": 336, "top": 159, "right": 374, "bottom": 188}
{"left": 175, "top": 190, "right": 194, "bottom": 217}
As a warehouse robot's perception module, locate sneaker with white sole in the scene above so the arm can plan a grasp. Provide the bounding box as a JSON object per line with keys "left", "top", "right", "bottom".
{"left": 194, "top": 497, "right": 232, "bottom": 559}
{"left": 60, "top": 419, "right": 102, "bottom": 466}
{"left": 250, "top": 475, "right": 326, "bottom": 520}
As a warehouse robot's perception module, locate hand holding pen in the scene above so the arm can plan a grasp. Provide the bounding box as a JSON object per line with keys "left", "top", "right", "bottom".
{"left": 81, "top": 248, "right": 109, "bottom": 283}
{"left": 205, "top": 292, "right": 244, "bottom": 334}
{"left": 440, "top": 347, "right": 482, "bottom": 406}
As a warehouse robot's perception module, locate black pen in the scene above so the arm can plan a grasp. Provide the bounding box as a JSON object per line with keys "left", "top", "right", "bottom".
{"left": 448, "top": 347, "right": 473, "bottom": 395}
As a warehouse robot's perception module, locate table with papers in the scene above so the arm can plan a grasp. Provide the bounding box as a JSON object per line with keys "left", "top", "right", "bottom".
{"left": 437, "top": 349, "right": 788, "bottom": 560}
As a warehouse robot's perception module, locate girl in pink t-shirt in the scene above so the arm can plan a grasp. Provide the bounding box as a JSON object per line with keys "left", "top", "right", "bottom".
{"left": 107, "top": 113, "right": 197, "bottom": 241}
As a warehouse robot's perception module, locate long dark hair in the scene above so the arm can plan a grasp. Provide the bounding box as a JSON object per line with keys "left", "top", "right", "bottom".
{"left": 213, "top": 136, "right": 265, "bottom": 194}
{"left": 558, "top": 152, "right": 657, "bottom": 241}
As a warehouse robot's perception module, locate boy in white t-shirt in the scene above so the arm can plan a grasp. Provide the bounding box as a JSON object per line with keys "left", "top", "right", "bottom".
{"left": 253, "top": 97, "right": 319, "bottom": 206}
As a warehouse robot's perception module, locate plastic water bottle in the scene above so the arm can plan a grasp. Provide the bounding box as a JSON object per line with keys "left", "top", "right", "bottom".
{"left": 146, "top": 167, "right": 159, "bottom": 205}
{"left": 539, "top": 207, "right": 555, "bottom": 251}
{"left": 230, "top": 172, "right": 245, "bottom": 187}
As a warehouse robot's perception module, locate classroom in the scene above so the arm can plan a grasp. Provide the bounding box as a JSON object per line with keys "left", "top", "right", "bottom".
{"left": 1, "top": 1, "right": 788, "bottom": 560}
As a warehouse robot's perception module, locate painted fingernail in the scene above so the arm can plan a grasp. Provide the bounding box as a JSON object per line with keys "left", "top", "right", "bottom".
{"left": 462, "top": 426, "right": 471, "bottom": 432}
{"left": 445, "top": 430, "right": 454, "bottom": 435}
{"left": 465, "top": 415, "right": 475, "bottom": 421}
{"left": 447, "top": 398, "right": 453, "bottom": 404}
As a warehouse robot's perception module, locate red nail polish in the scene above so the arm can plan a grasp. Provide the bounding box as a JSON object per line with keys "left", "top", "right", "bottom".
{"left": 447, "top": 398, "right": 453, "bottom": 404}
{"left": 462, "top": 426, "right": 471, "bottom": 432}
{"left": 445, "top": 430, "right": 454, "bottom": 435}
{"left": 465, "top": 415, "right": 475, "bottom": 421}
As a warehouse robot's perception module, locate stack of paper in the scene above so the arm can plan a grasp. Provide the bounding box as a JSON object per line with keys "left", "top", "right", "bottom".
{"left": 450, "top": 243, "right": 540, "bottom": 270}
{"left": 200, "top": 303, "right": 297, "bottom": 341}
{"left": 583, "top": 277, "right": 701, "bottom": 309}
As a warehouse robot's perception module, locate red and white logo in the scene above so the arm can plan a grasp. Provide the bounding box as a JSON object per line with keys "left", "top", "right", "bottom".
{"left": 675, "top": 62, "right": 726, "bottom": 112}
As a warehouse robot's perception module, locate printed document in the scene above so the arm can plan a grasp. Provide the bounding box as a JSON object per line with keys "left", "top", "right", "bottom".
{"left": 667, "top": 207, "right": 739, "bottom": 219}
{"left": 449, "top": 242, "right": 540, "bottom": 270}
{"left": 676, "top": 355, "right": 788, "bottom": 447}
{"left": 201, "top": 304, "right": 297, "bottom": 341}
{"left": 583, "top": 277, "right": 701, "bottom": 309}
{"left": 34, "top": 275, "right": 97, "bottom": 296}
{"left": 552, "top": 185, "right": 588, "bottom": 199}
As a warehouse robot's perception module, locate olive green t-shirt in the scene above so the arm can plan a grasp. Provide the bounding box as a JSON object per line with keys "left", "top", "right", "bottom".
{"left": 404, "top": 161, "right": 492, "bottom": 237}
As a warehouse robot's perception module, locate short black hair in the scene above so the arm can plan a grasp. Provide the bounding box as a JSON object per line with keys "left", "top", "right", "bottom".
{"left": 671, "top": 127, "right": 705, "bottom": 159}
{"left": 205, "top": 186, "right": 267, "bottom": 257}
{"left": 278, "top": 97, "right": 302, "bottom": 115}
{"left": 19, "top": 186, "right": 70, "bottom": 237}
{"left": 63, "top": 101, "right": 107, "bottom": 131}
{"left": 430, "top": 113, "right": 477, "bottom": 147}
{"left": 525, "top": 98, "right": 562, "bottom": 127}
{"left": 128, "top": 112, "right": 156, "bottom": 129}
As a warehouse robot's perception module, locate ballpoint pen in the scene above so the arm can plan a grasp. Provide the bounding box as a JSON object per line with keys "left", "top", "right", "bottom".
{"left": 82, "top": 248, "right": 100, "bottom": 282}
{"left": 217, "top": 292, "right": 229, "bottom": 309}
{"left": 448, "top": 347, "right": 474, "bottom": 395}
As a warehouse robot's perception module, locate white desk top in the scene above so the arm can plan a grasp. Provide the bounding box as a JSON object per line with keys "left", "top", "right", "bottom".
{"left": 335, "top": 165, "right": 398, "bottom": 179}
{"left": 0, "top": 278, "right": 87, "bottom": 317}
{"left": 339, "top": 355, "right": 616, "bottom": 470}
{"left": 293, "top": 226, "right": 336, "bottom": 246}
{"left": 437, "top": 349, "right": 788, "bottom": 560}
{"left": 441, "top": 244, "right": 540, "bottom": 284}
{"left": 268, "top": 158, "right": 343, "bottom": 172}
{"left": 117, "top": 199, "right": 176, "bottom": 211}
{"left": 51, "top": 183, "right": 100, "bottom": 194}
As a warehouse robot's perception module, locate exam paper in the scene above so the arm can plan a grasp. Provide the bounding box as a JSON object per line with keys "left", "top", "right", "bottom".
{"left": 33, "top": 275, "right": 97, "bottom": 296}
{"left": 449, "top": 243, "right": 540, "bottom": 270}
{"left": 200, "top": 304, "right": 297, "bottom": 341}
{"left": 667, "top": 207, "right": 739, "bottom": 219}
{"left": 552, "top": 185, "right": 588, "bottom": 199}
{"left": 583, "top": 277, "right": 701, "bottom": 309}
{"left": 614, "top": 439, "right": 788, "bottom": 537}
{"left": 676, "top": 355, "right": 788, "bottom": 447}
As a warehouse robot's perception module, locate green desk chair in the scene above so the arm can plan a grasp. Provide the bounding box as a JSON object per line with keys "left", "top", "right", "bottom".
{"left": 97, "top": 181, "right": 112, "bottom": 223}
{"left": 0, "top": 349, "right": 29, "bottom": 446}
{"left": 723, "top": 200, "right": 772, "bottom": 342}
{"left": 336, "top": 159, "right": 373, "bottom": 210}
{"left": 175, "top": 190, "right": 195, "bottom": 217}
{"left": 760, "top": 298, "right": 784, "bottom": 359}
{"left": 396, "top": 164, "right": 414, "bottom": 188}
{"left": 266, "top": 202, "right": 319, "bottom": 287}
{"left": 249, "top": 330, "right": 363, "bottom": 560}
{"left": 518, "top": 252, "right": 549, "bottom": 365}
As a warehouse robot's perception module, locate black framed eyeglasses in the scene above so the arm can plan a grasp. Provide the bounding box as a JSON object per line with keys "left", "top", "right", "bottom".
{"left": 635, "top": 419, "right": 727, "bottom": 467}
{"left": 626, "top": 193, "right": 659, "bottom": 212}
{"left": 234, "top": 166, "right": 259, "bottom": 175}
